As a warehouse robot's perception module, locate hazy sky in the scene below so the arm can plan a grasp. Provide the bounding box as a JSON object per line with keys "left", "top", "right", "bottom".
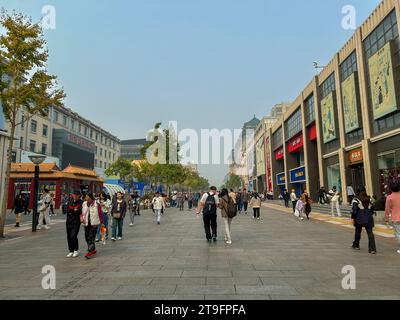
{"left": 1, "top": 0, "right": 380, "bottom": 186}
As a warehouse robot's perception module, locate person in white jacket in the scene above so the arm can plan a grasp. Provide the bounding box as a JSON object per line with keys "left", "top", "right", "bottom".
{"left": 290, "top": 189, "right": 298, "bottom": 214}
{"left": 329, "top": 187, "right": 342, "bottom": 217}
{"left": 152, "top": 192, "right": 166, "bottom": 225}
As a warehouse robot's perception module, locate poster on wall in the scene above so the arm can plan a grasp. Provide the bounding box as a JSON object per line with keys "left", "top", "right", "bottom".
{"left": 321, "top": 92, "right": 337, "bottom": 143}
{"left": 341, "top": 73, "right": 359, "bottom": 133}
{"left": 256, "top": 137, "right": 265, "bottom": 176}
{"left": 368, "top": 41, "right": 398, "bottom": 120}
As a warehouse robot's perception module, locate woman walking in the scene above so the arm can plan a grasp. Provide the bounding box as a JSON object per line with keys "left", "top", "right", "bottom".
{"left": 12, "top": 194, "right": 24, "bottom": 227}
{"left": 351, "top": 187, "right": 377, "bottom": 254}
{"left": 385, "top": 179, "right": 400, "bottom": 254}
{"left": 66, "top": 191, "right": 82, "bottom": 258}
{"left": 96, "top": 192, "right": 111, "bottom": 241}
{"left": 81, "top": 193, "right": 104, "bottom": 259}
{"left": 290, "top": 189, "right": 298, "bottom": 213}
{"left": 111, "top": 192, "right": 127, "bottom": 241}
{"left": 219, "top": 188, "right": 236, "bottom": 245}
{"left": 303, "top": 190, "right": 312, "bottom": 220}
{"left": 152, "top": 192, "right": 166, "bottom": 225}
{"left": 128, "top": 194, "right": 135, "bottom": 227}
{"left": 249, "top": 192, "right": 262, "bottom": 220}
{"left": 295, "top": 195, "right": 305, "bottom": 221}
{"left": 330, "top": 187, "right": 342, "bottom": 217}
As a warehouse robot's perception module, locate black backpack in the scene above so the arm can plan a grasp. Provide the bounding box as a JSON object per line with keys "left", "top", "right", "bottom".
{"left": 203, "top": 193, "right": 217, "bottom": 215}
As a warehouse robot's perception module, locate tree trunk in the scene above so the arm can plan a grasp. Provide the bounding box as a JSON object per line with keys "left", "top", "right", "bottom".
{"left": 0, "top": 124, "right": 15, "bottom": 238}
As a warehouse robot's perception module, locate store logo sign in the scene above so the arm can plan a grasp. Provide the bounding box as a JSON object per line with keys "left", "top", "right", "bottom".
{"left": 349, "top": 149, "right": 363, "bottom": 163}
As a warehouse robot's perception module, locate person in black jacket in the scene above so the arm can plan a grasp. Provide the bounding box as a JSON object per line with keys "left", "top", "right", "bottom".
{"left": 66, "top": 190, "right": 83, "bottom": 258}
{"left": 13, "top": 194, "right": 24, "bottom": 227}
{"left": 283, "top": 190, "right": 290, "bottom": 208}
{"left": 351, "top": 187, "right": 377, "bottom": 254}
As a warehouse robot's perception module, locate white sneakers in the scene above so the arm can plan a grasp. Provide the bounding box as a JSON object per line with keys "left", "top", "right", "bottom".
{"left": 397, "top": 250, "right": 400, "bottom": 254}
{"left": 129, "top": 223, "right": 134, "bottom": 227}
{"left": 111, "top": 237, "right": 116, "bottom": 241}
{"left": 44, "top": 226, "right": 50, "bottom": 230}
{"left": 226, "top": 241, "right": 232, "bottom": 245}
{"left": 117, "top": 237, "right": 122, "bottom": 240}
{"left": 67, "top": 251, "right": 79, "bottom": 258}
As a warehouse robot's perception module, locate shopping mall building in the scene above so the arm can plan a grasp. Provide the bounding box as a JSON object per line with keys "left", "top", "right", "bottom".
{"left": 267, "top": 0, "right": 400, "bottom": 201}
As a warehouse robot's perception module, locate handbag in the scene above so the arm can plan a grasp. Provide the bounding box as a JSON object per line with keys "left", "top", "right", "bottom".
{"left": 113, "top": 212, "right": 121, "bottom": 219}
{"left": 294, "top": 209, "right": 300, "bottom": 217}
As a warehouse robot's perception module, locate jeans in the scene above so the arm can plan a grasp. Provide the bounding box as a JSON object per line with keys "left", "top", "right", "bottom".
{"left": 237, "top": 201, "right": 242, "bottom": 212}
{"left": 292, "top": 201, "right": 297, "bottom": 213}
{"left": 253, "top": 208, "right": 260, "bottom": 218}
{"left": 222, "top": 217, "right": 232, "bottom": 242}
{"left": 203, "top": 213, "right": 217, "bottom": 240}
{"left": 353, "top": 225, "right": 376, "bottom": 252}
{"left": 243, "top": 202, "right": 248, "bottom": 212}
{"left": 67, "top": 224, "right": 80, "bottom": 252}
{"left": 155, "top": 209, "right": 162, "bottom": 223}
{"left": 96, "top": 213, "right": 109, "bottom": 240}
{"left": 392, "top": 222, "right": 400, "bottom": 245}
{"left": 112, "top": 218, "right": 124, "bottom": 238}
{"left": 85, "top": 224, "right": 98, "bottom": 253}
{"left": 129, "top": 210, "right": 135, "bottom": 224}
{"left": 331, "top": 201, "right": 341, "bottom": 216}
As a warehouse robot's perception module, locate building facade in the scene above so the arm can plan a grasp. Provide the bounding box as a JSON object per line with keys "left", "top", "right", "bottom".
{"left": 266, "top": 0, "right": 400, "bottom": 202}
{"left": 121, "top": 138, "right": 147, "bottom": 160}
{"left": 4, "top": 105, "right": 121, "bottom": 172}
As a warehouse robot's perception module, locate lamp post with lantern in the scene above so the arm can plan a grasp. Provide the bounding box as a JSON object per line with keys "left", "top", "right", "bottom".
{"left": 28, "top": 155, "right": 46, "bottom": 232}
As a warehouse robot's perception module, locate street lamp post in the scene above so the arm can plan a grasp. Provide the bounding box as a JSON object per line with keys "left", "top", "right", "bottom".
{"left": 28, "top": 155, "right": 46, "bottom": 232}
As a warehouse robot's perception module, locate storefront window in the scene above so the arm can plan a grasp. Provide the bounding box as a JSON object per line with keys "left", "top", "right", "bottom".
{"left": 327, "top": 164, "right": 341, "bottom": 191}
{"left": 378, "top": 149, "right": 400, "bottom": 193}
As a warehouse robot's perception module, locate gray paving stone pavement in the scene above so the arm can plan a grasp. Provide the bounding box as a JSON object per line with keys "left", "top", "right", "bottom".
{"left": 0, "top": 205, "right": 399, "bottom": 300}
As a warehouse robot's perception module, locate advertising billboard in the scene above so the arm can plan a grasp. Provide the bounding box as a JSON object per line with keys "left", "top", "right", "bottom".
{"left": 290, "top": 166, "right": 306, "bottom": 183}
{"left": 368, "top": 41, "right": 398, "bottom": 120}
{"left": 341, "top": 73, "right": 360, "bottom": 133}
{"left": 321, "top": 92, "right": 337, "bottom": 144}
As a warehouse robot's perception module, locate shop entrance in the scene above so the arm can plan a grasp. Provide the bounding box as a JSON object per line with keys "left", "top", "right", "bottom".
{"left": 350, "top": 164, "right": 365, "bottom": 189}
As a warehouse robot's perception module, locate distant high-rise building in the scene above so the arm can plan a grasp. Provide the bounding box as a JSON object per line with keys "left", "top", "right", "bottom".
{"left": 121, "top": 139, "right": 147, "bottom": 161}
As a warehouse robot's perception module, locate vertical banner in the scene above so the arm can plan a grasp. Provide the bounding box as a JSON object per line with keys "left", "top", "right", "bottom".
{"left": 341, "top": 73, "right": 359, "bottom": 133}
{"left": 368, "top": 41, "right": 398, "bottom": 120}
{"left": 321, "top": 92, "right": 337, "bottom": 144}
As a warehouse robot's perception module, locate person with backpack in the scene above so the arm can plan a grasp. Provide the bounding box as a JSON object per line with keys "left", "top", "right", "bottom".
{"left": 249, "top": 192, "right": 262, "bottom": 220}
{"left": 81, "top": 193, "right": 104, "bottom": 259}
{"left": 303, "top": 190, "right": 312, "bottom": 220}
{"left": 196, "top": 186, "right": 219, "bottom": 243}
{"left": 12, "top": 194, "right": 24, "bottom": 227}
{"left": 351, "top": 187, "right": 377, "bottom": 254}
{"left": 152, "top": 192, "right": 166, "bottom": 225}
{"left": 241, "top": 189, "right": 250, "bottom": 214}
{"left": 218, "top": 188, "right": 237, "bottom": 245}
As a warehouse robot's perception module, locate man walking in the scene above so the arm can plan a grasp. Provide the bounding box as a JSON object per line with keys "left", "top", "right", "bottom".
{"left": 290, "top": 189, "right": 298, "bottom": 213}
{"left": 242, "top": 189, "right": 250, "bottom": 214}
{"left": 283, "top": 189, "right": 290, "bottom": 208}
{"left": 196, "top": 186, "right": 219, "bottom": 243}
{"left": 347, "top": 183, "right": 356, "bottom": 205}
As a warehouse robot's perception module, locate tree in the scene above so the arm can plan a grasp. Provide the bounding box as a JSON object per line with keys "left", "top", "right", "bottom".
{"left": 105, "top": 157, "right": 133, "bottom": 182}
{"left": 225, "top": 173, "right": 241, "bottom": 191}
{"left": 0, "top": 11, "right": 65, "bottom": 237}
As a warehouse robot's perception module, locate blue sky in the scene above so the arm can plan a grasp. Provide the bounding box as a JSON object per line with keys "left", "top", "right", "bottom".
{"left": 1, "top": 0, "right": 381, "bottom": 185}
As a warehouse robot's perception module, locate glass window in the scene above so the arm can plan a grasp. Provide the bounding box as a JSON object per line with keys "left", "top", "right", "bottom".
{"left": 285, "top": 108, "right": 302, "bottom": 140}
{"left": 94, "top": 159, "right": 97, "bottom": 167}
{"left": 84, "top": 127, "right": 88, "bottom": 136}
{"left": 53, "top": 111, "right": 59, "bottom": 123}
{"left": 42, "top": 124, "right": 48, "bottom": 137}
{"left": 378, "top": 149, "right": 400, "bottom": 193}
{"left": 20, "top": 137, "right": 24, "bottom": 149}
{"left": 100, "top": 160, "right": 102, "bottom": 168}
{"left": 30, "top": 120, "right": 37, "bottom": 134}
{"left": 78, "top": 123, "right": 82, "bottom": 133}
{"left": 327, "top": 163, "right": 341, "bottom": 192}
{"left": 304, "top": 94, "right": 315, "bottom": 126}
{"left": 63, "top": 115, "right": 68, "bottom": 127}
{"left": 100, "top": 148, "right": 103, "bottom": 157}
{"left": 29, "top": 140, "right": 36, "bottom": 153}
{"left": 41, "top": 143, "right": 47, "bottom": 155}
{"left": 21, "top": 115, "right": 25, "bottom": 129}
{"left": 96, "top": 132, "right": 99, "bottom": 141}
{"left": 340, "top": 51, "right": 358, "bottom": 81}
{"left": 320, "top": 73, "right": 336, "bottom": 99}
{"left": 71, "top": 119, "right": 75, "bottom": 131}
{"left": 272, "top": 127, "right": 283, "bottom": 150}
